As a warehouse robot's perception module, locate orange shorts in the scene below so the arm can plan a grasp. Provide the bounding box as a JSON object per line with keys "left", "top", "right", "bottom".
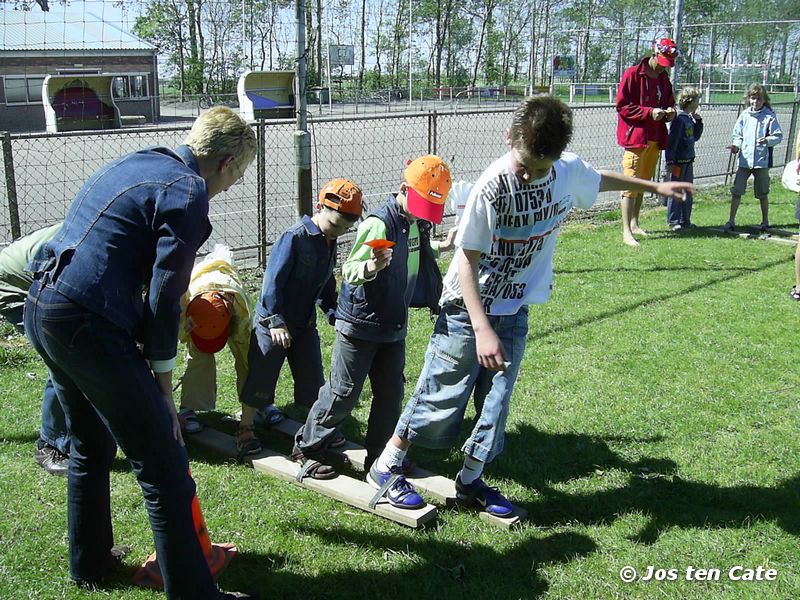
{"left": 621, "top": 142, "right": 660, "bottom": 200}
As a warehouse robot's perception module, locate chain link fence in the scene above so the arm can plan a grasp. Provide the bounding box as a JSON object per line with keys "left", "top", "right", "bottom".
{"left": 3, "top": 99, "right": 799, "bottom": 264}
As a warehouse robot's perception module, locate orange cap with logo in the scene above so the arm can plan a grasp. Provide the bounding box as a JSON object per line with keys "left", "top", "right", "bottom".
{"left": 186, "top": 291, "right": 232, "bottom": 354}
{"left": 318, "top": 178, "right": 363, "bottom": 217}
{"left": 403, "top": 155, "right": 451, "bottom": 224}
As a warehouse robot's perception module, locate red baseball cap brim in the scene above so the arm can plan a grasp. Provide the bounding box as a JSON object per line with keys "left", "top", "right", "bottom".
{"left": 191, "top": 329, "right": 228, "bottom": 354}
{"left": 656, "top": 53, "right": 675, "bottom": 67}
{"left": 406, "top": 187, "right": 445, "bottom": 224}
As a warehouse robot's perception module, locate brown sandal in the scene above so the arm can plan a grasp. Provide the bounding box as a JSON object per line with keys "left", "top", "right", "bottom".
{"left": 235, "top": 425, "right": 262, "bottom": 457}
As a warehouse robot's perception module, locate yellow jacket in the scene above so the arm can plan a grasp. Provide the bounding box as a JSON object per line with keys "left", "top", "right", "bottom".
{"left": 179, "top": 249, "right": 254, "bottom": 386}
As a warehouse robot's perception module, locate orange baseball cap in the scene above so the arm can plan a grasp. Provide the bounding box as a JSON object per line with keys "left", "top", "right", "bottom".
{"left": 318, "top": 178, "right": 363, "bottom": 217}
{"left": 404, "top": 155, "right": 451, "bottom": 224}
{"left": 186, "top": 291, "right": 232, "bottom": 354}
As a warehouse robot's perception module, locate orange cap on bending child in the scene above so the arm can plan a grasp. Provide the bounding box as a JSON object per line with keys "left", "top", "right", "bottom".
{"left": 404, "top": 155, "right": 452, "bottom": 224}
{"left": 319, "top": 178, "right": 363, "bottom": 217}
{"left": 186, "top": 291, "right": 232, "bottom": 354}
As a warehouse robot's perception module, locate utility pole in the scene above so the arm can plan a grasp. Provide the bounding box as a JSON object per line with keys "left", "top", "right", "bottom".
{"left": 672, "top": 0, "right": 685, "bottom": 86}
{"left": 295, "top": 0, "right": 313, "bottom": 216}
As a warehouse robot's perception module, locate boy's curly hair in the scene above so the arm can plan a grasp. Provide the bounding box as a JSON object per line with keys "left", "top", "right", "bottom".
{"left": 509, "top": 96, "right": 573, "bottom": 160}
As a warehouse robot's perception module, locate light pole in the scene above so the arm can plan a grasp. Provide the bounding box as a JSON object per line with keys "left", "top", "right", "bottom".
{"left": 672, "top": 0, "right": 685, "bottom": 86}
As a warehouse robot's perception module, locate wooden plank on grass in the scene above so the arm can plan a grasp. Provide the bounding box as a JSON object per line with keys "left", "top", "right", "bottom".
{"left": 187, "top": 428, "right": 437, "bottom": 529}
{"left": 269, "top": 418, "right": 526, "bottom": 529}
{"left": 708, "top": 227, "right": 798, "bottom": 246}
{"left": 741, "top": 225, "right": 798, "bottom": 238}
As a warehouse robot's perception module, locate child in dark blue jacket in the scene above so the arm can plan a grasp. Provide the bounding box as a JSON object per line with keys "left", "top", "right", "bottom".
{"left": 666, "top": 87, "right": 703, "bottom": 230}
{"left": 237, "top": 179, "right": 363, "bottom": 455}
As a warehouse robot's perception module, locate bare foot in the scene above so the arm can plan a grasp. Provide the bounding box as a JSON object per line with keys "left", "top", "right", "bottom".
{"left": 631, "top": 226, "right": 649, "bottom": 236}
{"left": 623, "top": 234, "right": 640, "bottom": 247}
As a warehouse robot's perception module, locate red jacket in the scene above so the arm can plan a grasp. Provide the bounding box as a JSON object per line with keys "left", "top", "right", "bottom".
{"left": 616, "top": 57, "right": 674, "bottom": 150}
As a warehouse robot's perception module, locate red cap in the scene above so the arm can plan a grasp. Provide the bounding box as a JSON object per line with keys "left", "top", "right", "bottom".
{"left": 654, "top": 38, "right": 678, "bottom": 67}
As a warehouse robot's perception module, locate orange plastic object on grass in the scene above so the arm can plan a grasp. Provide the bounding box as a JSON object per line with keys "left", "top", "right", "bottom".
{"left": 132, "top": 470, "right": 237, "bottom": 589}
{"left": 363, "top": 239, "right": 396, "bottom": 249}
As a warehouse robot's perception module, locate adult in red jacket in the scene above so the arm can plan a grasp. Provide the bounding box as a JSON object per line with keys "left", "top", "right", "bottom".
{"left": 616, "top": 38, "right": 677, "bottom": 246}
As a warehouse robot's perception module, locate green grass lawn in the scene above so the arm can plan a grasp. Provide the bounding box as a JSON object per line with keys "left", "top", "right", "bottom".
{"left": 2, "top": 183, "right": 800, "bottom": 599}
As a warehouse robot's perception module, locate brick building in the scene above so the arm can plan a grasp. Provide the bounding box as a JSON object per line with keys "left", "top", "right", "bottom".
{"left": 0, "top": 9, "right": 159, "bottom": 132}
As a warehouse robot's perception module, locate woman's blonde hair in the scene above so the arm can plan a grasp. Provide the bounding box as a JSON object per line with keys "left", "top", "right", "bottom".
{"left": 185, "top": 106, "right": 257, "bottom": 168}
{"left": 677, "top": 86, "right": 700, "bottom": 110}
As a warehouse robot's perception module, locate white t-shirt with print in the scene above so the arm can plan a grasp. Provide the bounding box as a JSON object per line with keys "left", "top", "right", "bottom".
{"left": 440, "top": 151, "right": 602, "bottom": 315}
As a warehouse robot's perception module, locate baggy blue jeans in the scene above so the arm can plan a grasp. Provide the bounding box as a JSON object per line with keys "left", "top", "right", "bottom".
{"left": 25, "top": 280, "right": 217, "bottom": 598}
{"left": 39, "top": 377, "right": 71, "bottom": 454}
{"left": 667, "top": 162, "right": 694, "bottom": 226}
{"left": 395, "top": 303, "right": 528, "bottom": 463}
{"left": 11, "top": 321, "right": 70, "bottom": 454}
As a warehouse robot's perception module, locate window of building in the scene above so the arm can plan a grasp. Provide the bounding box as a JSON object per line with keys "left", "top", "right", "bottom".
{"left": 112, "top": 74, "right": 149, "bottom": 99}
{"left": 4, "top": 76, "right": 45, "bottom": 104}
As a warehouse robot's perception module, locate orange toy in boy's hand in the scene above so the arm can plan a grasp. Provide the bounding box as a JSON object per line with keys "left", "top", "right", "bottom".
{"left": 363, "top": 239, "right": 396, "bottom": 249}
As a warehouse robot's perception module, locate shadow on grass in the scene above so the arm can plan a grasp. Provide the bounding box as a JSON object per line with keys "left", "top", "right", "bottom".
{"left": 533, "top": 471, "right": 800, "bottom": 545}
{"left": 488, "top": 423, "right": 673, "bottom": 489}
{"left": 227, "top": 528, "right": 597, "bottom": 600}
{"left": 407, "top": 423, "right": 800, "bottom": 545}
{"left": 529, "top": 255, "right": 789, "bottom": 343}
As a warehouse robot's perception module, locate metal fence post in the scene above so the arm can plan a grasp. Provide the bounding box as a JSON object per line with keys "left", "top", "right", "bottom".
{"left": 784, "top": 99, "right": 799, "bottom": 165}
{"left": 428, "top": 110, "right": 438, "bottom": 155}
{"left": 257, "top": 120, "right": 267, "bottom": 268}
{"left": 2, "top": 131, "right": 21, "bottom": 240}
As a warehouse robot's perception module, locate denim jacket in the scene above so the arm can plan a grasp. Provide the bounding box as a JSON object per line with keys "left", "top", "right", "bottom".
{"left": 29, "top": 145, "right": 212, "bottom": 362}
{"left": 732, "top": 106, "right": 783, "bottom": 169}
{"left": 255, "top": 214, "right": 337, "bottom": 331}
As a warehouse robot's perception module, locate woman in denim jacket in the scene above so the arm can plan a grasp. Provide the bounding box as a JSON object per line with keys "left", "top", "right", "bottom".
{"left": 24, "top": 108, "right": 257, "bottom": 599}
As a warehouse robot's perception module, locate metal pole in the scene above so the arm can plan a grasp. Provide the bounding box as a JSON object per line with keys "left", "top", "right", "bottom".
{"left": 671, "top": 0, "right": 685, "bottom": 86}
{"left": 2, "top": 131, "right": 21, "bottom": 240}
{"left": 324, "top": 0, "right": 333, "bottom": 114}
{"left": 295, "top": 0, "right": 313, "bottom": 217}
{"left": 257, "top": 121, "right": 267, "bottom": 267}
{"left": 242, "top": 0, "right": 247, "bottom": 69}
{"left": 408, "top": 0, "right": 412, "bottom": 107}
{"left": 708, "top": 25, "right": 715, "bottom": 101}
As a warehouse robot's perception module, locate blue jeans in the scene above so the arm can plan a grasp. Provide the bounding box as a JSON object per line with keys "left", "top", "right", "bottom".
{"left": 25, "top": 280, "right": 217, "bottom": 598}
{"left": 395, "top": 303, "right": 528, "bottom": 463}
{"left": 295, "top": 331, "right": 405, "bottom": 460}
{"left": 667, "top": 162, "right": 694, "bottom": 226}
{"left": 39, "top": 376, "right": 70, "bottom": 454}
{"left": 239, "top": 323, "right": 324, "bottom": 410}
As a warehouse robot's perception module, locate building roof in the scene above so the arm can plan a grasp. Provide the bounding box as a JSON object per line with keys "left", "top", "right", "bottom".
{"left": 0, "top": 9, "right": 154, "bottom": 52}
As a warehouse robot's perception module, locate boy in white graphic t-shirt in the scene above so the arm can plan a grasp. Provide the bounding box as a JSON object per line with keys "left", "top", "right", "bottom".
{"left": 368, "top": 96, "right": 694, "bottom": 516}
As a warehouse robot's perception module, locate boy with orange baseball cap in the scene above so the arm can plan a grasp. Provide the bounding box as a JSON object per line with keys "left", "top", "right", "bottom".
{"left": 290, "top": 156, "right": 455, "bottom": 494}
{"left": 236, "top": 178, "right": 363, "bottom": 456}
{"left": 177, "top": 245, "right": 254, "bottom": 435}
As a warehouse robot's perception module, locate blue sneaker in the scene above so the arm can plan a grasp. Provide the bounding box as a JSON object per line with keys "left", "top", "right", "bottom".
{"left": 367, "top": 464, "right": 424, "bottom": 510}
{"left": 254, "top": 405, "right": 285, "bottom": 427}
{"left": 455, "top": 475, "right": 514, "bottom": 518}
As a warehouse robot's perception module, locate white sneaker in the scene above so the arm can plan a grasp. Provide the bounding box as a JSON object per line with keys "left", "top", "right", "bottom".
{"left": 178, "top": 408, "right": 203, "bottom": 434}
